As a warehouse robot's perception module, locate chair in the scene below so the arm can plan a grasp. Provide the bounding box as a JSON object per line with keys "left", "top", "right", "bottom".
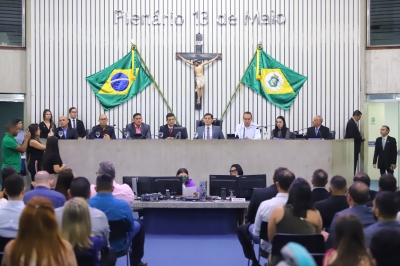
{"left": 257, "top": 222, "right": 270, "bottom": 263}
{"left": 195, "top": 119, "right": 223, "bottom": 129}
{"left": 270, "top": 234, "right": 325, "bottom": 266}
{"left": 290, "top": 132, "right": 296, "bottom": 139}
{"left": 0, "top": 237, "right": 13, "bottom": 263}
{"left": 330, "top": 131, "right": 336, "bottom": 139}
{"left": 109, "top": 220, "right": 132, "bottom": 266}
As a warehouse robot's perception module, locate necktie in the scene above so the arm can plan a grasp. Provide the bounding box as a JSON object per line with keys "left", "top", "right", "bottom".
{"left": 63, "top": 129, "right": 66, "bottom": 139}
{"left": 382, "top": 138, "right": 386, "bottom": 149}
{"left": 73, "top": 119, "right": 76, "bottom": 129}
{"left": 206, "top": 127, "right": 210, "bottom": 140}
{"left": 169, "top": 128, "right": 173, "bottom": 136}
{"left": 315, "top": 128, "right": 319, "bottom": 137}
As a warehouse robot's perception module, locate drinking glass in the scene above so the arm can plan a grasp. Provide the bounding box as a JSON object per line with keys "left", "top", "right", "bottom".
{"left": 193, "top": 132, "right": 198, "bottom": 139}
{"left": 124, "top": 129, "right": 130, "bottom": 139}
{"left": 95, "top": 131, "right": 100, "bottom": 138}
{"left": 158, "top": 132, "right": 164, "bottom": 139}
{"left": 58, "top": 131, "right": 63, "bottom": 138}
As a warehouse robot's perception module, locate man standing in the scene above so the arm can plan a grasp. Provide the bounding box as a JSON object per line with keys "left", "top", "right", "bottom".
{"left": 54, "top": 116, "right": 79, "bottom": 140}
{"left": 68, "top": 107, "right": 86, "bottom": 139}
{"left": 195, "top": 113, "right": 225, "bottom": 140}
{"left": 234, "top": 112, "right": 261, "bottom": 140}
{"left": 310, "top": 169, "right": 330, "bottom": 203}
{"left": 158, "top": 113, "right": 187, "bottom": 140}
{"left": 345, "top": 110, "right": 365, "bottom": 173}
{"left": 373, "top": 125, "right": 397, "bottom": 174}
{"left": 125, "top": 113, "right": 151, "bottom": 139}
{"left": 89, "top": 114, "right": 116, "bottom": 140}
{"left": 177, "top": 53, "right": 220, "bottom": 107}
{"left": 306, "top": 116, "right": 331, "bottom": 139}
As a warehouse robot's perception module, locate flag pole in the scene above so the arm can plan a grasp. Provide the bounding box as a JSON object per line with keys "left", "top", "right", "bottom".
{"left": 220, "top": 44, "right": 262, "bottom": 120}
{"left": 132, "top": 45, "right": 179, "bottom": 125}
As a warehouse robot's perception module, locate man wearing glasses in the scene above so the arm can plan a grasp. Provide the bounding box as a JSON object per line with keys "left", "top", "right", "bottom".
{"left": 89, "top": 114, "right": 116, "bottom": 140}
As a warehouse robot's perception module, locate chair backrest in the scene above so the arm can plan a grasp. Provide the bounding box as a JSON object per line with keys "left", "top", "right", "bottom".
{"left": 108, "top": 220, "right": 130, "bottom": 242}
{"left": 74, "top": 247, "right": 96, "bottom": 266}
{"left": 271, "top": 234, "right": 325, "bottom": 256}
{"left": 290, "top": 132, "right": 296, "bottom": 139}
{"left": 259, "top": 221, "right": 269, "bottom": 241}
{"left": 330, "top": 131, "right": 336, "bottom": 139}
{"left": 195, "top": 119, "right": 223, "bottom": 129}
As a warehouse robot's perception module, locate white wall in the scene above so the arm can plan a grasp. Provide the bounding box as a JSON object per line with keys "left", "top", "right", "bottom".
{"left": 28, "top": 0, "right": 362, "bottom": 138}
{"left": 0, "top": 50, "right": 26, "bottom": 93}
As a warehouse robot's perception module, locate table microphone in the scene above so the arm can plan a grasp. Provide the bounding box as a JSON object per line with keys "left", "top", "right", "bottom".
{"left": 113, "top": 124, "right": 124, "bottom": 134}
{"left": 318, "top": 129, "right": 325, "bottom": 140}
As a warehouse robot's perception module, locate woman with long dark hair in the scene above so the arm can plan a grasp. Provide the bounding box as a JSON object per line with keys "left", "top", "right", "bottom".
{"left": 42, "top": 136, "right": 67, "bottom": 175}
{"left": 26, "top": 124, "right": 47, "bottom": 183}
{"left": 270, "top": 116, "right": 290, "bottom": 140}
{"left": 39, "top": 109, "right": 56, "bottom": 138}
{"left": 55, "top": 168, "right": 75, "bottom": 199}
{"left": 323, "top": 213, "right": 372, "bottom": 266}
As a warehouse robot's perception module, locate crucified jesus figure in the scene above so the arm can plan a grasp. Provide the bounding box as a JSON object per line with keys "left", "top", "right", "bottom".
{"left": 177, "top": 54, "right": 220, "bottom": 106}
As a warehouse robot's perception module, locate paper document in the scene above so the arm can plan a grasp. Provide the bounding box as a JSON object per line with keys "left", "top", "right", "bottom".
{"left": 182, "top": 186, "right": 197, "bottom": 197}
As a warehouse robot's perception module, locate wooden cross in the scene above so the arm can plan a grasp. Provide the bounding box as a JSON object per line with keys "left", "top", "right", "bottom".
{"left": 176, "top": 33, "right": 222, "bottom": 110}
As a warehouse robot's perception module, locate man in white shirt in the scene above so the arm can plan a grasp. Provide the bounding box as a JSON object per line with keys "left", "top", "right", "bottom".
{"left": 0, "top": 174, "right": 25, "bottom": 238}
{"left": 235, "top": 112, "right": 261, "bottom": 140}
{"left": 252, "top": 170, "right": 295, "bottom": 253}
{"left": 90, "top": 161, "right": 135, "bottom": 206}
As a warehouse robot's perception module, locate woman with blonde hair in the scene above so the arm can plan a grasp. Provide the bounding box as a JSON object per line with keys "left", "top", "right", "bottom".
{"left": 61, "top": 197, "right": 103, "bottom": 266}
{"left": 0, "top": 196, "right": 77, "bottom": 266}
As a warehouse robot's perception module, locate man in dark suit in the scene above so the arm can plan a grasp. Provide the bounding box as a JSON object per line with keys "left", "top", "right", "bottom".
{"left": 345, "top": 110, "right": 365, "bottom": 173}
{"left": 237, "top": 167, "right": 286, "bottom": 266}
{"left": 68, "top": 107, "right": 86, "bottom": 139}
{"left": 89, "top": 114, "right": 116, "bottom": 140}
{"left": 158, "top": 113, "right": 188, "bottom": 140}
{"left": 311, "top": 169, "right": 330, "bottom": 203}
{"left": 54, "top": 116, "right": 79, "bottom": 140}
{"left": 315, "top": 175, "right": 348, "bottom": 229}
{"left": 325, "top": 181, "right": 376, "bottom": 248}
{"left": 125, "top": 113, "right": 151, "bottom": 139}
{"left": 195, "top": 113, "right": 224, "bottom": 139}
{"left": 366, "top": 173, "right": 398, "bottom": 207}
{"left": 373, "top": 125, "right": 397, "bottom": 175}
{"left": 306, "top": 115, "right": 332, "bottom": 139}
{"left": 354, "top": 172, "right": 378, "bottom": 202}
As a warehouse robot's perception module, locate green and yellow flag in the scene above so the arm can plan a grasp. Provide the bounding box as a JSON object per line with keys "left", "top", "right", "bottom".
{"left": 86, "top": 49, "right": 152, "bottom": 111}
{"left": 241, "top": 49, "right": 307, "bottom": 110}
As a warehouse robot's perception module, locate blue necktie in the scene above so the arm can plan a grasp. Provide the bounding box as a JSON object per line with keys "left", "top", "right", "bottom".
{"left": 382, "top": 138, "right": 386, "bottom": 149}
{"left": 206, "top": 127, "right": 210, "bottom": 140}
{"left": 315, "top": 128, "right": 319, "bottom": 137}
{"left": 63, "top": 129, "right": 67, "bottom": 139}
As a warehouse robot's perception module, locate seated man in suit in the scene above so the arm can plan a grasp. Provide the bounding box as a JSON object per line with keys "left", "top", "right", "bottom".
{"left": 54, "top": 116, "right": 79, "bottom": 140}
{"left": 354, "top": 172, "right": 378, "bottom": 201}
{"left": 366, "top": 173, "right": 397, "bottom": 207}
{"left": 125, "top": 113, "right": 151, "bottom": 139}
{"left": 68, "top": 107, "right": 86, "bottom": 139}
{"left": 370, "top": 229, "right": 400, "bottom": 266}
{"left": 195, "top": 113, "right": 224, "bottom": 139}
{"left": 314, "top": 175, "right": 348, "bottom": 229}
{"left": 325, "top": 181, "right": 376, "bottom": 248}
{"left": 306, "top": 115, "right": 331, "bottom": 139}
{"left": 311, "top": 169, "right": 330, "bottom": 203}
{"left": 89, "top": 114, "right": 116, "bottom": 140}
{"left": 364, "top": 191, "right": 400, "bottom": 247}
{"left": 234, "top": 111, "right": 261, "bottom": 140}
{"left": 158, "top": 113, "right": 188, "bottom": 140}
{"left": 373, "top": 125, "right": 397, "bottom": 175}
{"left": 237, "top": 167, "right": 286, "bottom": 266}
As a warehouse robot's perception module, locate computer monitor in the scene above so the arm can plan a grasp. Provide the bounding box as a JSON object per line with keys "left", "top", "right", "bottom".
{"left": 172, "top": 127, "right": 188, "bottom": 139}
{"left": 122, "top": 176, "right": 152, "bottom": 196}
{"left": 209, "top": 175, "right": 239, "bottom": 197}
{"left": 151, "top": 176, "right": 183, "bottom": 196}
{"left": 238, "top": 174, "right": 267, "bottom": 199}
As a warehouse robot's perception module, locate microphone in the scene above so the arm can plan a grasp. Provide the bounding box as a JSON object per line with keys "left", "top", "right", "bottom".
{"left": 113, "top": 124, "right": 123, "bottom": 134}
{"left": 318, "top": 128, "right": 325, "bottom": 140}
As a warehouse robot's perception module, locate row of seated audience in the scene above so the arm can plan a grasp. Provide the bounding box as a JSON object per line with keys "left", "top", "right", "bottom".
{"left": 238, "top": 168, "right": 400, "bottom": 266}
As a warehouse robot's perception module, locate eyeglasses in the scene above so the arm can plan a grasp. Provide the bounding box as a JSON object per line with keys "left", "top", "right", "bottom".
{"left": 99, "top": 118, "right": 108, "bottom": 121}
{"left": 229, "top": 169, "right": 238, "bottom": 173}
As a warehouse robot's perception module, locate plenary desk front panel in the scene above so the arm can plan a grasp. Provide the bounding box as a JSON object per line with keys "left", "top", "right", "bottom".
{"left": 133, "top": 201, "right": 249, "bottom": 235}
{"left": 58, "top": 139, "right": 354, "bottom": 186}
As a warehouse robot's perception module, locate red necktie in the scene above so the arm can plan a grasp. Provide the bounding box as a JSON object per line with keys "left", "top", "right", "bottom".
{"left": 169, "top": 128, "right": 172, "bottom": 136}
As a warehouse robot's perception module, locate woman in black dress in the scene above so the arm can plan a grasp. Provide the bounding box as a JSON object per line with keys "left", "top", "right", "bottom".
{"left": 42, "top": 136, "right": 68, "bottom": 175}
{"left": 39, "top": 109, "right": 55, "bottom": 138}
{"left": 26, "top": 124, "right": 47, "bottom": 184}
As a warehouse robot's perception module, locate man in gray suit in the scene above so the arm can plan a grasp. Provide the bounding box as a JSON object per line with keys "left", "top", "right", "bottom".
{"left": 195, "top": 113, "right": 225, "bottom": 140}
{"left": 125, "top": 113, "right": 152, "bottom": 139}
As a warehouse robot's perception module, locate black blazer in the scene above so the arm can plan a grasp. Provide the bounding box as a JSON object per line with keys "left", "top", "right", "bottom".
{"left": 373, "top": 136, "right": 397, "bottom": 169}
{"left": 344, "top": 118, "right": 363, "bottom": 151}
{"left": 68, "top": 119, "right": 86, "bottom": 138}
{"left": 306, "top": 125, "right": 331, "bottom": 139}
{"left": 314, "top": 195, "right": 349, "bottom": 229}
{"left": 54, "top": 127, "right": 79, "bottom": 140}
{"left": 246, "top": 185, "right": 278, "bottom": 224}
{"left": 89, "top": 125, "right": 116, "bottom": 139}
{"left": 311, "top": 188, "right": 331, "bottom": 203}
{"left": 159, "top": 124, "right": 188, "bottom": 139}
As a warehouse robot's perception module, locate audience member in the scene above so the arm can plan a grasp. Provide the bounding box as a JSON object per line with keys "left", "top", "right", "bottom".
{"left": 54, "top": 116, "right": 79, "bottom": 139}
{"left": 230, "top": 164, "right": 244, "bottom": 176}
{"left": 61, "top": 197, "right": 103, "bottom": 266}
{"left": 0, "top": 197, "right": 77, "bottom": 266}
{"left": 366, "top": 173, "right": 397, "bottom": 207}
{"left": 325, "top": 181, "right": 376, "bottom": 248}
{"left": 55, "top": 168, "right": 75, "bottom": 199}
{"left": 315, "top": 175, "right": 349, "bottom": 229}
{"left": 364, "top": 191, "right": 400, "bottom": 247}
{"left": 268, "top": 178, "right": 323, "bottom": 265}
{"left": 90, "top": 161, "right": 134, "bottom": 206}
{"left": 270, "top": 116, "right": 290, "bottom": 140}
{"left": 26, "top": 123, "right": 47, "bottom": 184}
{"left": 55, "top": 177, "right": 109, "bottom": 247}
{"left": 354, "top": 172, "right": 377, "bottom": 201}
{"left": 41, "top": 136, "right": 67, "bottom": 175}
{"left": 369, "top": 229, "right": 400, "bottom": 266}
{"left": 0, "top": 166, "right": 17, "bottom": 204}
{"left": 39, "top": 109, "right": 56, "bottom": 138}
{"left": 311, "top": 169, "right": 330, "bottom": 203}
{"left": 89, "top": 174, "right": 147, "bottom": 266}
{"left": 323, "top": 213, "right": 372, "bottom": 266}
{"left": 24, "top": 171, "right": 66, "bottom": 208}
{"left": 0, "top": 174, "right": 25, "bottom": 237}
{"left": 253, "top": 170, "right": 295, "bottom": 252}
{"left": 126, "top": 113, "right": 152, "bottom": 139}
{"left": 177, "top": 168, "right": 199, "bottom": 193}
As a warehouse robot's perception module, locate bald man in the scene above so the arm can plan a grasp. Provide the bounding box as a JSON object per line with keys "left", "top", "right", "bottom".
{"left": 306, "top": 115, "right": 332, "bottom": 139}
{"left": 54, "top": 116, "right": 79, "bottom": 140}
{"left": 89, "top": 114, "right": 116, "bottom": 140}
{"left": 23, "top": 171, "right": 66, "bottom": 208}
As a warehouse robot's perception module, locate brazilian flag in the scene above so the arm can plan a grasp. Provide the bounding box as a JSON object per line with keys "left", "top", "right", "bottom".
{"left": 241, "top": 49, "right": 307, "bottom": 110}
{"left": 86, "top": 49, "right": 152, "bottom": 111}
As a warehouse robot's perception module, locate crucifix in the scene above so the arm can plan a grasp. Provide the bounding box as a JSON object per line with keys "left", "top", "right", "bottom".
{"left": 176, "top": 33, "right": 222, "bottom": 110}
